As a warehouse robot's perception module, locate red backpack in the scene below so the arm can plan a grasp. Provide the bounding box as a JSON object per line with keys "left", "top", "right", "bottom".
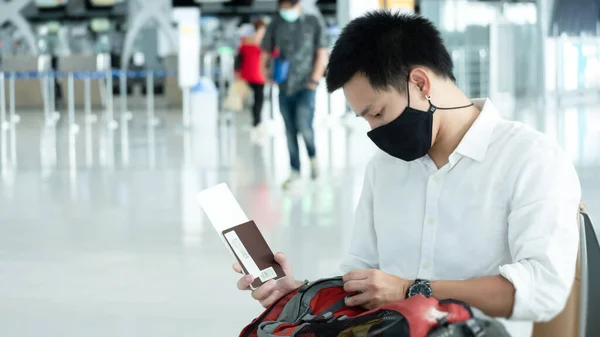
{"left": 239, "top": 277, "right": 510, "bottom": 337}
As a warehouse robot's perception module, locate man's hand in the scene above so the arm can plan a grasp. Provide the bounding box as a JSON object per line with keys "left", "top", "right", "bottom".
{"left": 343, "top": 269, "right": 412, "bottom": 310}
{"left": 306, "top": 81, "right": 318, "bottom": 90}
{"left": 234, "top": 252, "right": 302, "bottom": 308}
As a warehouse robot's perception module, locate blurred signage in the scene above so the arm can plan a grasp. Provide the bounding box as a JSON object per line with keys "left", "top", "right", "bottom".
{"left": 173, "top": 7, "right": 201, "bottom": 87}
{"left": 378, "top": 0, "right": 415, "bottom": 10}
{"left": 89, "top": 0, "right": 119, "bottom": 6}
{"left": 34, "top": 0, "right": 68, "bottom": 8}
{"left": 90, "top": 18, "right": 110, "bottom": 33}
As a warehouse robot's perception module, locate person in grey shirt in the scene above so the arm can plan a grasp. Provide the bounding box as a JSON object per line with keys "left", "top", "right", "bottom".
{"left": 261, "top": 0, "right": 329, "bottom": 189}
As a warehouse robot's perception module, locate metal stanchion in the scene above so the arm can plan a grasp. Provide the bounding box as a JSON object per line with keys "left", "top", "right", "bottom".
{"left": 106, "top": 70, "right": 114, "bottom": 126}
{"left": 84, "top": 77, "right": 94, "bottom": 167}
{"left": 183, "top": 130, "right": 192, "bottom": 167}
{"left": 146, "top": 70, "right": 156, "bottom": 168}
{"left": 40, "top": 71, "right": 58, "bottom": 171}
{"left": 8, "top": 74, "right": 17, "bottom": 166}
{"left": 0, "top": 73, "right": 7, "bottom": 169}
{"left": 49, "top": 72, "right": 56, "bottom": 117}
{"left": 105, "top": 70, "right": 115, "bottom": 168}
{"left": 119, "top": 70, "right": 131, "bottom": 166}
{"left": 182, "top": 86, "right": 191, "bottom": 129}
{"left": 146, "top": 70, "right": 156, "bottom": 126}
{"left": 42, "top": 74, "right": 50, "bottom": 125}
{"left": 68, "top": 73, "right": 79, "bottom": 169}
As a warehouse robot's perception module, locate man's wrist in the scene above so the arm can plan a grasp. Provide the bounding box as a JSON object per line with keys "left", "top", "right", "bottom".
{"left": 405, "top": 279, "right": 433, "bottom": 298}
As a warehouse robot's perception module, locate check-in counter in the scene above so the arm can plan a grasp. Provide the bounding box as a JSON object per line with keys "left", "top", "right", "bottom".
{"left": 1, "top": 56, "right": 46, "bottom": 109}
{"left": 57, "top": 55, "right": 105, "bottom": 108}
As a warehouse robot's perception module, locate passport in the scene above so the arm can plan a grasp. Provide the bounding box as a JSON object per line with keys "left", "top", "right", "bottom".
{"left": 197, "top": 183, "right": 286, "bottom": 289}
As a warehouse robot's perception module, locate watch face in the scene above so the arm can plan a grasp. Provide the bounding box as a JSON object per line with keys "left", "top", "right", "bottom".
{"left": 408, "top": 282, "right": 433, "bottom": 298}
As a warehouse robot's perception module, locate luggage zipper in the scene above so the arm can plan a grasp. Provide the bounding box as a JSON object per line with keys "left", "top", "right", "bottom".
{"left": 292, "top": 277, "right": 344, "bottom": 323}
{"left": 241, "top": 277, "right": 343, "bottom": 337}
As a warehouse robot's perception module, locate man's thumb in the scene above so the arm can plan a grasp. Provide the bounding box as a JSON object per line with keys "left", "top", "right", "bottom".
{"left": 274, "top": 252, "right": 292, "bottom": 273}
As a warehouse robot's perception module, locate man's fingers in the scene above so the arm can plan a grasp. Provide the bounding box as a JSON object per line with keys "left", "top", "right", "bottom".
{"left": 233, "top": 263, "right": 243, "bottom": 274}
{"left": 362, "top": 301, "right": 378, "bottom": 311}
{"left": 342, "top": 269, "right": 370, "bottom": 283}
{"left": 343, "top": 279, "right": 367, "bottom": 293}
{"left": 251, "top": 280, "right": 277, "bottom": 300}
{"left": 345, "top": 291, "right": 372, "bottom": 307}
{"left": 237, "top": 274, "right": 254, "bottom": 291}
{"left": 260, "top": 289, "right": 281, "bottom": 308}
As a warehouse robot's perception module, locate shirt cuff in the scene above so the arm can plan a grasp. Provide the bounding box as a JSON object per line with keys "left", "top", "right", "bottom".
{"left": 499, "top": 260, "right": 569, "bottom": 322}
{"left": 499, "top": 262, "right": 533, "bottom": 321}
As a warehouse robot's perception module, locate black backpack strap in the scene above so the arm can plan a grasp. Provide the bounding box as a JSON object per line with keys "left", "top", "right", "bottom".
{"left": 581, "top": 210, "right": 600, "bottom": 337}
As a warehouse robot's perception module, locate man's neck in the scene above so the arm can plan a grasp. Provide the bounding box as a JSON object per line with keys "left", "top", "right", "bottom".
{"left": 428, "top": 96, "right": 481, "bottom": 169}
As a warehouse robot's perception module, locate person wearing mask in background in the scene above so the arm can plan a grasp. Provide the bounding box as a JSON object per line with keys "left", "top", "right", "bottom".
{"left": 236, "top": 19, "right": 268, "bottom": 142}
{"left": 261, "top": 0, "right": 329, "bottom": 189}
{"left": 234, "top": 11, "right": 581, "bottom": 337}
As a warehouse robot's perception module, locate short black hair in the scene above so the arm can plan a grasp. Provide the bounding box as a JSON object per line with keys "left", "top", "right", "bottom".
{"left": 326, "top": 11, "right": 455, "bottom": 93}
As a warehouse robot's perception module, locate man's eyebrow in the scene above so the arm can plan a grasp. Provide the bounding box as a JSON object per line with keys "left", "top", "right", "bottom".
{"left": 357, "top": 104, "right": 372, "bottom": 117}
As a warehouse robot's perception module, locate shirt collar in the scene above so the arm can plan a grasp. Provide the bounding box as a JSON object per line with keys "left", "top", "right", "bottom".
{"left": 453, "top": 98, "right": 500, "bottom": 163}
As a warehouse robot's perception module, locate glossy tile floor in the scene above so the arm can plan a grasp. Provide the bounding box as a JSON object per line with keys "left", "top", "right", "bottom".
{"left": 0, "top": 90, "right": 598, "bottom": 337}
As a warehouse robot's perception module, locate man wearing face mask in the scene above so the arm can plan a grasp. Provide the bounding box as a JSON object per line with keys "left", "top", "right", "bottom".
{"left": 261, "top": 0, "right": 329, "bottom": 189}
{"left": 235, "top": 11, "right": 581, "bottom": 337}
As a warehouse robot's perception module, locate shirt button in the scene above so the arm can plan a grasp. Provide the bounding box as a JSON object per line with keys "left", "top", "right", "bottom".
{"left": 423, "top": 263, "right": 431, "bottom": 269}
{"left": 432, "top": 176, "right": 440, "bottom": 183}
{"left": 427, "top": 217, "right": 435, "bottom": 225}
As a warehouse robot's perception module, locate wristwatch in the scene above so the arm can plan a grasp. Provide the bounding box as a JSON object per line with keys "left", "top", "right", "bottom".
{"left": 308, "top": 79, "right": 319, "bottom": 85}
{"left": 406, "top": 279, "right": 433, "bottom": 298}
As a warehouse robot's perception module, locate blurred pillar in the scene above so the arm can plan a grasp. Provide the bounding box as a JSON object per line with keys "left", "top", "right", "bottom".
{"left": 537, "top": 0, "right": 555, "bottom": 101}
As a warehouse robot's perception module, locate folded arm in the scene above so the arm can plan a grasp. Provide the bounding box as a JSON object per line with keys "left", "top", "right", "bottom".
{"left": 435, "top": 145, "right": 581, "bottom": 320}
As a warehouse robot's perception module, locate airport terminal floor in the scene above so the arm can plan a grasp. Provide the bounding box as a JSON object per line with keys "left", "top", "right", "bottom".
{"left": 0, "top": 89, "right": 599, "bottom": 336}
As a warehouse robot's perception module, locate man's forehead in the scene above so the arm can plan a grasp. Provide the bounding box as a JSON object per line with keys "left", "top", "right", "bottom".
{"left": 343, "top": 82, "right": 379, "bottom": 112}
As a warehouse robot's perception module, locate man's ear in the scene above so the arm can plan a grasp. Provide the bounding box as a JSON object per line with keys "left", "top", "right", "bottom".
{"left": 408, "top": 68, "right": 432, "bottom": 97}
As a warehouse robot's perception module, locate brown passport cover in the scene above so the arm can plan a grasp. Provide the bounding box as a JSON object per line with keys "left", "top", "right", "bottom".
{"left": 222, "top": 220, "right": 286, "bottom": 289}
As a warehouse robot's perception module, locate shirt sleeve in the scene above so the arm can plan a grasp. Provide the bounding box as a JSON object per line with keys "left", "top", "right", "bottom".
{"left": 260, "top": 21, "right": 276, "bottom": 53}
{"left": 499, "top": 142, "right": 581, "bottom": 322}
{"left": 313, "top": 15, "right": 328, "bottom": 49}
{"left": 340, "top": 160, "right": 379, "bottom": 273}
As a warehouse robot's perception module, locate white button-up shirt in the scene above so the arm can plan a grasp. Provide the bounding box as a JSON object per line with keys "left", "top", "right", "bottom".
{"left": 340, "top": 99, "right": 581, "bottom": 337}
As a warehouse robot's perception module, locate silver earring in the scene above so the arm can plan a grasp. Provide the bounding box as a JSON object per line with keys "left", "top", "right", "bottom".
{"left": 425, "top": 94, "right": 431, "bottom": 101}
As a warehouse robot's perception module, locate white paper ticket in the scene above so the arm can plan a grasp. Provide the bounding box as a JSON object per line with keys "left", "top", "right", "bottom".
{"left": 196, "top": 183, "right": 249, "bottom": 232}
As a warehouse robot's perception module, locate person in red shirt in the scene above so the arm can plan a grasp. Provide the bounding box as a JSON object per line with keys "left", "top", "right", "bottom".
{"left": 236, "top": 19, "right": 267, "bottom": 130}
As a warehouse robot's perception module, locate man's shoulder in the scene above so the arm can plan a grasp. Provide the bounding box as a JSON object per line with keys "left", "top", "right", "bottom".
{"left": 492, "top": 117, "right": 569, "bottom": 168}
{"left": 497, "top": 118, "right": 561, "bottom": 152}
{"left": 303, "top": 13, "right": 324, "bottom": 26}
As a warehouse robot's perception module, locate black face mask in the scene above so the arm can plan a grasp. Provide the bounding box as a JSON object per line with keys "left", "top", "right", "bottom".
{"left": 366, "top": 83, "right": 474, "bottom": 162}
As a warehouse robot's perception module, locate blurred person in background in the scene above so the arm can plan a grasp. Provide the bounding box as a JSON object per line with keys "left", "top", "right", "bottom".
{"left": 261, "top": 0, "right": 329, "bottom": 189}
{"left": 236, "top": 19, "right": 268, "bottom": 142}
